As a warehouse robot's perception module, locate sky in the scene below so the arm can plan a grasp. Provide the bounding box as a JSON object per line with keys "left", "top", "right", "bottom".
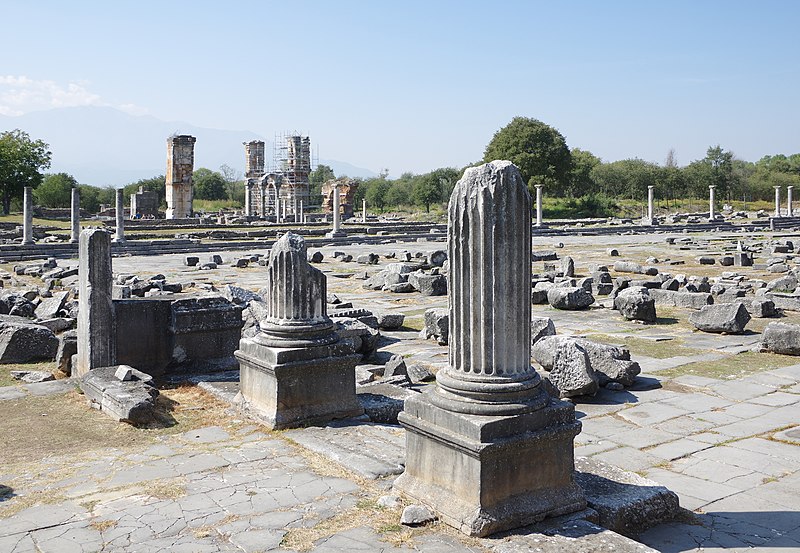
{"left": 2, "top": 0, "right": 799, "bottom": 177}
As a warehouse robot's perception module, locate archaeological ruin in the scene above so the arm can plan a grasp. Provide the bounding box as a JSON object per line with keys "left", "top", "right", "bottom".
{"left": 2, "top": 152, "right": 800, "bottom": 553}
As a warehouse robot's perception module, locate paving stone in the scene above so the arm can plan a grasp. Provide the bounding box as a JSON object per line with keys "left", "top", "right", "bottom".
{"left": 617, "top": 402, "right": 690, "bottom": 426}
{"left": 643, "top": 467, "right": 741, "bottom": 504}
{"left": 591, "top": 446, "right": 661, "bottom": 473}
{"left": 645, "top": 438, "right": 711, "bottom": 461}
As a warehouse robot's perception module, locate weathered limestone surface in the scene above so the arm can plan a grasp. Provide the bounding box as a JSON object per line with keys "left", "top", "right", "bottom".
{"left": 395, "top": 161, "right": 585, "bottom": 537}
{"left": 688, "top": 302, "right": 751, "bottom": 334}
{"left": 165, "top": 135, "right": 196, "bottom": 219}
{"left": 235, "top": 232, "right": 361, "bottom": 429}
{"left": 80, "top": 365, "right": 159, "bottom": 425}
{"left": 761, "top": 322, "right": 800, "bottom": 355}
{"left": 75, "top": 229, "right": 116, "bottom": 377}
{"left": 0, "top": 315, "right": 58, "bottom": 364}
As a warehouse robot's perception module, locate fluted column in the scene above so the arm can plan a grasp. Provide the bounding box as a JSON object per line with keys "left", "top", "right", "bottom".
{"left": 432, "top": 161, "right": 546, "bottom": 415}
{"left": 787, "top": 186, "right": 794, "bottom": 217}
{"left": 113, "top": 188, "right": 125, "bottom": 243}
{"left": 70, "top": 187, "right": 80, "bottom": 243}
{"left": 708, "top": 185, "right": 716, "bottom": 220}
{"left": 534, "top": 184, "right": 543, "bottom": 227}
{"left": 22, "top": 186, "right": 34, "bottom": 245}
{"left": 256, "top": 232, "right": 336, "bottom": 347}
{"left": 775, "top": 186, "right": 782, "bottom": 217}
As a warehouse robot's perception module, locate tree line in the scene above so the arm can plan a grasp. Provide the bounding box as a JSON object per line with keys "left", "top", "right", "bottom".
{"left": 3, "top": 122, "right": 799, "bottom": 216}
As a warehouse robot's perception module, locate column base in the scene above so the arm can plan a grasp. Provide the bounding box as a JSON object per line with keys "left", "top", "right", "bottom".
{"left": 113, "top": 238, "right": 126, "bottom": 244}
{"left": 394, "top": 389, "right": 586, "bottom": 537}
{"left": 21, "top": 240, "right": 35, "bottom": 245}
{"left": 640, "top": 218, "right": 658, "bottom": 226}
{"left": 234, "top": 335, "right": 362, "bottom": 430}
{"left": 325, "top": 230, "right": 346, "bottom": 238}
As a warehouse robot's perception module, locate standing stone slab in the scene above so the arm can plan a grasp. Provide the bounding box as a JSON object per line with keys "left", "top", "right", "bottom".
{"left": 235, "top": 232, "right": 362, "bottom": 429}
{"left": 395, "top": 161, "right": 585, "bottom": 538}
{"left": 75, "top": 229, "right": 116, "bottom": 377}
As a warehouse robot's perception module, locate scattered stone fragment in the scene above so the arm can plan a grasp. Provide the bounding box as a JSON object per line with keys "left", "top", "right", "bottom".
{"left": 750, "top": 298, "right": 777, "bottom": 318}
{"left": 421, "top": 308, "right": 448, "bottom": 345}
{"left": 11, "top": 370, "right": 54, "bottom": 383}
{"left": 184, "top": 256, "right": 199, "bottom": 266}
{"left": 56, "top": 329, "right": 77, "bottom": 375}
{"left": 80, "top": 365, "right": 159, "bottom": 425}
{"left": 400, "top": 505, "right": 436, "bottom": 526}
{"left": 545, "top": 339, "right": 598, "bottom": 397}
{"left": 614, "top": 286, "right": 657, "bottom": 323}
{"left": 375, "top": 312, "right": 405, "bottom": 330}
{"left": 384, "top": 355, "right": 408, "bottom": 378}
{"left": 531, "top": 316, "right": 556, "bottom": 345}
{"left": 689, "top": 302, "right": 751, "bottom": 334}
{"left": 547, "top": 286, "right": 594, "bottom": 310}
{"left": 407, "top": 364, "right": 435, "bottom": 383}
{"left": 760, "top": 322, "right": 800, "bottom": 355}
{"left": 377, "top": 495, "right": 401, "bottom": 509}
{"left": 0, "top": 316, "right": 59, "bottom": 363}
{"left": 310, "top": 251, "right": 324, "bottom": 263}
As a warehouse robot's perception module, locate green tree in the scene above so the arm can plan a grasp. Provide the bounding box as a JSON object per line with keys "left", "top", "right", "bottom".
{"left": 590, "top": 159, "right": 659, "bottom": 200}
{"left": 483, "top": 117, "right": 572, "bottom": 194}
{"left": 364, "top": 177, "right": 389, "bottom": 210}
{"left": 35, "top": 172, "right": 78, "bottom": 207}
{"left": 568, "top": 148, "right": 601, "bottom": 197}
{"left": 0, "top": 129, "right": 52, "bottom": 214}
{"left": 192, "top": 168, "right": 227, "bottom": 200}
{"left": 412, "top": 167, "right": 461, "bottom": 211}
{"left": 123, "top": 175, "right": 166, "bottom": 207}
{"left": 219, "top": 164, "right": 243, "bottom": 203}
{"left": 309, "top": 164, "right": 335, "bottom": 203}
{"left": 385, "top": 172, "right": 416, "bottom": 207}
{"left": 78, "top": 185, "right": 102, "bottom": 213}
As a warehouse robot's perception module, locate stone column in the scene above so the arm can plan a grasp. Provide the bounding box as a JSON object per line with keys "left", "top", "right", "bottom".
{"left": 534, "top": 184, "right": 543, "bottom": 227}
{"left": 708, "top": 185, "right": 717, "bottom": 221}
{"left": 244, "top": 181, "right": 252, "bottom": 217}
{"left": 70, "top": 187, "right": 81, "bottom": 243}
{"left": 326, "top": 181, "right": 345, "bottom": 237}
{"left": 647, "top": 185, "right": 655, "bottom": 222}
{"left": 787, "top": 186, "right": 794, "bottom": 217}
{"left": 259, "top": 182, "right": 267, "bottom": 218}
{"left": 235, "top": 232, "right": 362, "bottom": 429}
{"left": 75, "top": 229, "right": 116, "bottom": 377}
{"left": 282, "top": 197, "right": 287, "bottom": 220}
{"left": 395, "top": 161, "right": 585, "bottom": 537}
{"left": 274, "top": 185, "right": 281, "bottom": 222}
{"left": 22, "top": 186, "right": 34, "bottom": 245}
{"left": 113, "top": 188, "right": 125, "bottom": 243}
{"left": 299, "top": 200, "right": 304, "bottom": 224}
{"left": 775, "top": 186, "right": 782, "bottom": 217}
{"left": 362, "top": 199, "right": 367, "bottom": 223}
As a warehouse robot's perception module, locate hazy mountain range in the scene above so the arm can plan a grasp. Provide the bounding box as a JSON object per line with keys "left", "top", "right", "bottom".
{"left": 0, "top": 106, "right": 377, "bottom": 187}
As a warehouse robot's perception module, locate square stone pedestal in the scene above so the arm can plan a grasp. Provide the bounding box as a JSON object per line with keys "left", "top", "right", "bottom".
{"left": 394, "top": 391, "right": 586, "bottom": 537}
{"left": 234, "top": 337, "right": 362, "bottom": 429}
{"left": 325, "top": 230, "right": 346, "bottom": 238}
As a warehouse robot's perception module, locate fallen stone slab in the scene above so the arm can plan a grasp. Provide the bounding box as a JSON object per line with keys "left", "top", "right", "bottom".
{"left": 574, "top": 457, "right": 680, "bottom": 537}
{"left": 760, "top": 322, "right": 800, "bottom": 355}
{"left": 357, "top": 381, "right": 418, "bottom": 424}
{"left": 532, "top": 335, "right": 640, "bottom": 387}
{"left": 11, "top": 370, "right": 54, "bottom": 383}
{"left": 80, "top": 365, "right": 159, "bottom": 425}
{"left": 374, "top": 312, "right": 405, "bottom": 330}
{"left": 0, "top": 315, "right": 59, "bottom": 363}
{"left": 34, "top": 290, "right": 69, "bottom": 320}
{"left": 531, "top": 316, "right": 556, "bottom": 345}
{"left": 548, "top": 286, "right": 595, "bottom": 310}
{"left": 688, "top": 302, "right": 751, "bottom": 334}
{"left": 421, "top": 308, "right": 448, "bottom": 344}
{"left": 648, "top": 289, "right": 713, "bottom": 309}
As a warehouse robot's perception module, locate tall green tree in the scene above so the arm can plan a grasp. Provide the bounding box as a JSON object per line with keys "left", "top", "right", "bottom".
{"left": 590, "top": 159, "right": 659, "bottom": 200}
{"left": 483, "top": 117, "right": 572, "bottom": 194}
{"left": 192, "top": 168, "right": 227, "bottom": 200}
{"left": 309, "top": 164, "right": 335, "bottom": 204}
{"left": 34, "top": 172, "right": 78, "bottom": 207}
{"left": 568, "top": 148, "right": 601, "bottom": 197}
{"left": 123, "top": 175, "right": 166, "bottom": 207}
{"left": 0, "top": 129, "right": 52, "bottom": 214}
{"left": 364, "top": 177, "right": 389, "bottom": 210}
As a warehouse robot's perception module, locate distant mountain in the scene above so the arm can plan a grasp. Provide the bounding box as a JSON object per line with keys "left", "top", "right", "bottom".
{"left": 0, "top": 106, "right": 377, "bottom": 186}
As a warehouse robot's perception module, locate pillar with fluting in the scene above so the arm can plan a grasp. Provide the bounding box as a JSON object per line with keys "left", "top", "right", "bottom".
{"left": 787, "top": 186, "right": 794, "bottom": 217}
{"left": 326, "top": 182, "right": 345, "bottom": 237}
{"left": 774, "top": 186, "right": 782, "bottom": 217}
{"left": 395, "top": 161, "right": 585, "bottom": 537}
{"left": 647, "top": 185, "right": 655, "bottom": 222}
{"left": 362, "top": 199, "right": 367, "bottom": 223}
{"left": 70, "top": 187, "right": 80, "bottom": 243}
{"left": 113, "top": 188, "right": 125, "bottom": 243}
{"left": 708, "top": 185, "right": 717, "bottom": 221}
{"left": 534, "top": 184, "right": 543, "bottom": 227}
{"left": 234, "top": 232, "right": 361, "bottom": 429}
{"left": 75, "top": 229, "right": 116, "bottom": 377}
{"left": 22, "top": 186, "right": 34, "bottom": 245}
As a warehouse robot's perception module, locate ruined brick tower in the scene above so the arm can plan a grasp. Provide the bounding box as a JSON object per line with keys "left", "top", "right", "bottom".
{"left": 165, "top": 135, "right": 196, "bottom": 219}
{"left": 245, "top": 140, "right": 266, "bottom": 179}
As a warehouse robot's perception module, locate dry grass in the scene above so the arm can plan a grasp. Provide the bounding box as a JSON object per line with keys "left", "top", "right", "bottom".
{"left": 147, "top": 478, "right": 187, "bottom": 500}
{"left": 0, "top": 361, "right": 59, "bottom": 387}
{"left": 89, "top": 519, "right": 118, "bottom": 532}
{"left": 659, "top": 351, "right": 799, "bottom": 379}
{"left": 586, "top": 333, "right": 701, "bottom": 359}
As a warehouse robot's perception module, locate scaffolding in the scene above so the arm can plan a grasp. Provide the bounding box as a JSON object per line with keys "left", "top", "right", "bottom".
{"left": 269, "top": 132, "right": 313, "bottom": 216}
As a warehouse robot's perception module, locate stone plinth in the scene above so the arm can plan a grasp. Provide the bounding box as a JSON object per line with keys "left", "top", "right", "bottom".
{"left": 234, "top": 232, "right": 361, "bottom": 429}
{"left": 395, "top": 161, "right": 585, "bottom": 537}
{"left": 165, "top": 135, "right": 196, "bottom": 219}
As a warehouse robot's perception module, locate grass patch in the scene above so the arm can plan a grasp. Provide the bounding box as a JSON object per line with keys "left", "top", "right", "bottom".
{"left": 89, "top": 519, "right": 118, "bottom": 532}
{"left": 659, "top": 351, "right": 798, "bottom": 380}
{"left": 0, "top": 215, "right": 72, "bottom": 229}
{"left": 401, "top": 316, "right": 425, "bottom": 332}
{"left": 586, "top": 333, "right": 701, "bottom": 359}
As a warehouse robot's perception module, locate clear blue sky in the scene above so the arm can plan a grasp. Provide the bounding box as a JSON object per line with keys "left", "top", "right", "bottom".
{"left": 3, "top": 0, "right": 799, "bottom": 176}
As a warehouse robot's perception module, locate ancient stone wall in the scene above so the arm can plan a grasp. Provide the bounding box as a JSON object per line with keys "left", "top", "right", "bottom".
{"left": 322, "top": 178, "right": 358, "bottom": 219}
{"left": 165, "top": 135, "right": 196, "bottom": 219}
{"left": 130, "top": 186, "right": 160, "bottom": 219}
